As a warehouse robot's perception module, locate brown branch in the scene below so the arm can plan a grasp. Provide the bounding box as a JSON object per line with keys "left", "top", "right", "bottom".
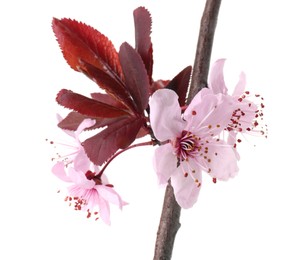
{"left": 153, "top": 1, "right": 222, "bottom": 259}
{"left": 187, "top": 0, "right": 222, "bottom": 103}
{"left": 153, "top": 181, "right": 181, "bottom": 260}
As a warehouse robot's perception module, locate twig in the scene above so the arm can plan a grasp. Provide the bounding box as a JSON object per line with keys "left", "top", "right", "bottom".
{"left": 153, "top": 1, "right": 222, "bottom": 259}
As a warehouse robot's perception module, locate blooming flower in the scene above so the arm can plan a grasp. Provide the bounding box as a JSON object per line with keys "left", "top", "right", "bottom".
{"left": 149, "top": 88, "right": 238, "bottom": 208}
{"left": 209, "top": 59, "right": 267, "bottom": 149}
{"left": 52, "top": 161, "right": 127, "bottom": 225}
{"left": 51, "top": 116, "right": 127, "bottom": 224}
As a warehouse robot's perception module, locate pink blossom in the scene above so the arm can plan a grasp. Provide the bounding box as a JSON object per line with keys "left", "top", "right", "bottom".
{"left": 149, "top": 89, "right": 238, "bottom": 208}
{"left": 209, "top": 59, "right": 267, "bottom": 149}
{"left": 52, "top": 116, "right": 96, "bottom": 170}
{"left": 51, "top": 116, "right": 127, "bottom": 224}
{"left": 52, "top": 161, "right": 127, "bottom": 225}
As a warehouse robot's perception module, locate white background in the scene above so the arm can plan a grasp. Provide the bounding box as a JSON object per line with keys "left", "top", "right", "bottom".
{"left": 1, "top": 0, "right": 300, "bottom": 259}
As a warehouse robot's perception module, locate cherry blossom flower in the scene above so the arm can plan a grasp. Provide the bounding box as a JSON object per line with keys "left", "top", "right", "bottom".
{"left": 149, "top": 88, "right": 238, "bottom": 208}
{"left": 51, "top": 116, "right": 127, "bottom": 224}
{"left": 209, "top": 59, "right": 267, "bottom": 150}
{"left": 51, "top": 116, "right": 96, "bottom": 170}
{"left": 52, "top": 161, "right": 127, "bottom": 225}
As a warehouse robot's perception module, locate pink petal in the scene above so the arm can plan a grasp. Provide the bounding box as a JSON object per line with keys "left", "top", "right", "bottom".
{"left": 96, "top": 186, "right": 127, "bottom": 209}
{"left": 232, "top": 71, "right": 246, "bottom": 97}
{"left": 149, "top": 89, "right": 185, "bottom": 141}
{"left": 68, "top": 167, "right": 95, "bottom": 189}
{"left": 51, "top": 162, "right": 71, "bottom": 182}
{"left": 171, "top": 162, "right": 202, "bottom": 209}
{"left": 73, "top": 148, "right": 91, "bottom": 172}
{"left": 185, "top": 92, "right": 234, "bottom": 137}
{"left": 153, "top": 144, "right": 177, "bottom": 185}
{"left": 227, "top": 132, "right": 241, "bottom": 160}
{"left": 97, "top": 195, "right": 111, "bottom": 225}
{"left": 208, "top": 59, "right": 228, "bottom": 95}
{"left": 184, "top": 88, "right": 219, "bottom": 127}
{"left": 207, "top": 141, "right": 239, "bottom": 180}
{"left": 74, "top": 118, "right": 96, "bottom": 137}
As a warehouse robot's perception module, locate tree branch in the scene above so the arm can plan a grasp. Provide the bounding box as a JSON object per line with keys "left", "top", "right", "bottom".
{"left": 153, "top": 1, "right": 222, "bottom": 259}
{"left": 153, "top": 181, "right": 181, "bottom": 260}
{"left": 187, "top": 0, "right": 222, "bottom": 103}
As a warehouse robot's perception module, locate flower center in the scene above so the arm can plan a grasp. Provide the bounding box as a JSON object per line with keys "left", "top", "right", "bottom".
{"left": 175, "top": 130, "right": 201, "bottom": 161}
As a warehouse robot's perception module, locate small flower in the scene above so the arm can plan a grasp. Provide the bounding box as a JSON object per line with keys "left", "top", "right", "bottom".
{"left": 51, "top": 116, "right": 96, "bottom": 170}
{"left": 149, "top": 89, "right": 238, "bottom": 208}
{"left": 209, "top": 59, "right": 267, "bottom": 150}
{"left": 51, "top": 116, "right": 127, "bottom": 224}
{"left": 52, "top": 161, "right": 127, "bottom": 225}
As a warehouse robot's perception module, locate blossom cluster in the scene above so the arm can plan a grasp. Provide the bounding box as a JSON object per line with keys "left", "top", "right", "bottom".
{"left": 50, "top": 7, "right": 266, "bottom": 224}
{"left": 149, "top": 59, "right": 266, "bottom": 208}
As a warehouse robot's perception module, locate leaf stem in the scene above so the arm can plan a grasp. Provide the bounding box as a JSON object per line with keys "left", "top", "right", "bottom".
{"left": 153, "top": 1, "right": 222, "bottom": 259}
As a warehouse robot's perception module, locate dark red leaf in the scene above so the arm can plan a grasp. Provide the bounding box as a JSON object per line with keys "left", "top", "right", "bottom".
{"left": 135, "top": 126, "right": 149, "bottom": 139}
{"left": 119, "top": 42, "right": 150, "bottom": 113}
{"left": 56, "top": 89, "right": 130, "bottom": 118}
{"left": 166, "top": 66, "right": 192, "bottom": 106}
{"left": 133, "top": 7, "right": 153, "bottom": 83}
{"left": 57, "top": 111, "right": 122, "bottom": 131}
{"left": 90, "top": 92, "right": 127, "bottom": 109}
{"left": 83, "top": 117, "right": 145, "bottom": 165}
{"left": 79, "top": 60, "right": 136, "bottom": 111}
{"left": 58, "top": 111, "right": 87, "bottom": 130}
{"left": 52, "top": 18, "right": 124, "bottom": 80}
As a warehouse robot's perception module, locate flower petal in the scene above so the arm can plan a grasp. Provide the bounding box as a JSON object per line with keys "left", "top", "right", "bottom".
{"left": 208, "top": 59, "right": 228, "bottom": 95}
{"left": 68, "top": 167, "right": 95, "bottom": 189}
{"left": 96, "top": 185, "right": 127, "bottom": 209}
{"left": 52, "top": 162, "right": 71, "bottom": 182}
{"left": 97, "top": 195, "right": 111, "bottom": 225}
{"left": 207, "top": 141, "right": 239, "bottom": 180}
{"left": 185, "top": 91, "right": 234, "bottom": 137}
{"left": 74, "top": 118, "right": 96, "bottom": 137}
{"left": 227, "top": 132, "right": 241, "bottom": 160}
{"left": 232, "top": 71, "right": 246, "bottom": 97}
{"left": 153, "top": 144, "right": 177, "bottom": 185}
{"left": 171, "top": 161, "right": 202, "bottom": 209}
{"left": 184, "top": 88, "right": 218, "bottom": 128}
{"left": 149, "top": 89, "right": 185, "bottom": 141}
{"left": 73, "top": 148, "right": 91, "bottom": 172}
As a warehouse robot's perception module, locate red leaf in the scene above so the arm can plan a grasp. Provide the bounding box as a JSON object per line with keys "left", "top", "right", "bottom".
{"left": 119, "top": 42, "right": 150, "bottom": 113}
{"left": 79, "top": 60, "right": 136, "bottom": 111}
{"left": 58, "top": 111, "right": 87, "bottom": 130}
{"left": 90, "top": 92, "right": 127, "bottom": 109}
{"left": 83, "top": 117, "right": 144, "bottom": 165}
{"left": 52, "top": 18, "right": 124, "bottom": 80}
{"left": 57, "top": 111, "right": 122, "bottom": 131}
{"left": 134, "top": 7, "right": 153, "bottom": 82}
{"left": 166, "top": 66, "right": 192, "bottom": 106}
{"left": 56, "top": 89, "right": 130, "bottom": 118}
